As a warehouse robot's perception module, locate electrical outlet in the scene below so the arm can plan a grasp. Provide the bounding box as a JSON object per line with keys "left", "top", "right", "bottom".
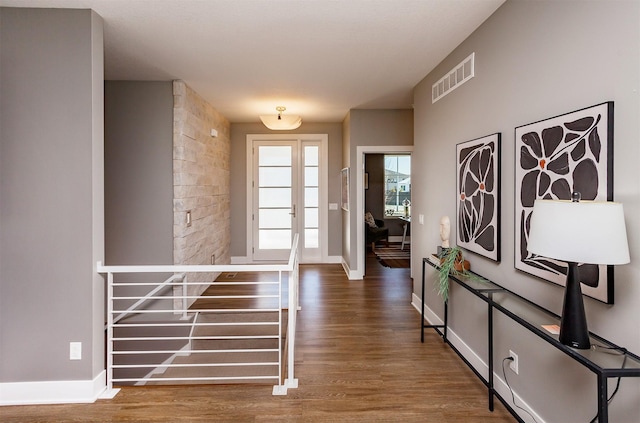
{"left": 70, "top": 342, "right": 82, "bottom": 360}
{"left": 509, "top": 350, "right": 519, "bottom": 374}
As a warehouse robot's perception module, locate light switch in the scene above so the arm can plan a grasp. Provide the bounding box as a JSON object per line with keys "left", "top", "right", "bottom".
{"left": 70, "top": 342, "right": 82, "bottom": 360}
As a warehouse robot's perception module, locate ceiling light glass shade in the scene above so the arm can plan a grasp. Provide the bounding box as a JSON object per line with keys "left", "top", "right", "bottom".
{"left": 528, "top": 199, "right": 630, "bottom": 265}
{"left": 259, "top": 106, "right": 302, "bottom": 130}
{"left": 260, "top": 115, "right": 302, "bottom": 130}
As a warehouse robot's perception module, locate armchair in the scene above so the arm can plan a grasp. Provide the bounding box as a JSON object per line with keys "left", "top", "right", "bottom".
{"left": 365, "top": 213, "right": 389, "bottom": 250}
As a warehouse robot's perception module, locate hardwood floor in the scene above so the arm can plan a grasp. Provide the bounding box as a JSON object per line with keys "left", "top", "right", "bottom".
{"left": 0, "top": 254, "right": 516, "bottom": 422}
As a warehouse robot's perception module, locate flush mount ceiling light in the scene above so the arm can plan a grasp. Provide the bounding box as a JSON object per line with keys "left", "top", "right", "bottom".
{"left": 260, "top": 106, "right": 302, "bottom": 130}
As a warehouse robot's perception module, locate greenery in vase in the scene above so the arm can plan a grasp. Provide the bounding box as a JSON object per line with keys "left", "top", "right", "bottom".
{"left": 436, "top": 247, "right": 461, "bottom": 301}
{"left": 436, "top": 246, "right": 486, "bottom": 301}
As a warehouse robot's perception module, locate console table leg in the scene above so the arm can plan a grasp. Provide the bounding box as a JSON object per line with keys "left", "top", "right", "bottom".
{"left": 443, "top": 300, "right": 448, "bottom": 342}
{"left": 597, "top": 374, "right": 608, "bottom": 423}
{"left": 421, "top": 260, "right": 426, "bottom": 343}
{"left": 488, "top": 300, "right": 494, "bottom": 411}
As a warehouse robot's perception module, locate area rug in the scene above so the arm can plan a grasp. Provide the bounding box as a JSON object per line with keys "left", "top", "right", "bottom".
{"left": 374, "top": 245, "right": 411, "bottom": 268}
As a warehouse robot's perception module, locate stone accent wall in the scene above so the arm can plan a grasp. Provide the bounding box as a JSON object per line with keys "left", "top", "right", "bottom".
{"left": 172, "top": 80, "right": 231, "bottom": 296}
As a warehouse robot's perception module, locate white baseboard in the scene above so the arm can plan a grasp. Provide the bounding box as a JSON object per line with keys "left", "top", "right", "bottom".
{"left": 341, "top": 258, "right": 363, "bottom": 280}
{"left": 411, "top": 293, "right": 545, "bottom": 423}
{"left": 0, "top": 370, "right": 108, "bottom": 406}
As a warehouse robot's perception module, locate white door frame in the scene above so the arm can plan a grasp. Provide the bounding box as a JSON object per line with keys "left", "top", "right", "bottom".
{"left": 246, "top": 134, "right": 328, "bottom": 263}
{"left": 355, "top": 145, "right": 413, "bottom": 279}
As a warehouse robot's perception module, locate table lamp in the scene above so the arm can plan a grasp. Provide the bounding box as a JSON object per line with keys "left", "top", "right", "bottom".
{"left": 527, "top": 193, "right": 630, "bottom": 349}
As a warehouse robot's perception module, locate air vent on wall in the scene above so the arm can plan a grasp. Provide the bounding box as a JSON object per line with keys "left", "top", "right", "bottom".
{"left": 432, "top": 52, "right": 475, "bottom": 103}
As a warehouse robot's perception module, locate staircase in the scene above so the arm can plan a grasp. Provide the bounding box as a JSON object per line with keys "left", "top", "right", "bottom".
{"left": 98, "top": 235, "right": 299, "bottom": 396}
{"left": 148, "top": 310, "right": 285, "bottom": 384}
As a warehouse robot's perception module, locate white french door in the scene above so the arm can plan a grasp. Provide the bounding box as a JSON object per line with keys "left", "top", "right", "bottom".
{"left": 253, "top": 141, "right": 297, "bottom": 261}
{"left": 248, "top": 135, "right": 327, "bottom": 263}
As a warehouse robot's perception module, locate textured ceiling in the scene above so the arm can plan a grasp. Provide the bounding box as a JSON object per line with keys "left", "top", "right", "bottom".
{"left": 0, "top": 0, "right": 505, "bottom": 122}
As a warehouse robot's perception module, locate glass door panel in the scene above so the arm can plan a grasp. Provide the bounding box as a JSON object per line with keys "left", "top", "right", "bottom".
{"left": 253, "top": 144, "right": 296, "bottom": 261}
{"left": 303, "top": 146, "right": 320, "bottom": 253}
{"left": 259, "top": 146, "right": 292, "bottom": 166}
{"left": 258, "top": 188, "right": 291, "bottom": 207}
{"left": 258, "top": 230, "right": 292, "bottom": 250}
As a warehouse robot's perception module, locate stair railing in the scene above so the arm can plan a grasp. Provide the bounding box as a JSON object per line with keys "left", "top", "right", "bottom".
{"left": 97, "top": 234, "right": 299, "bottom": 398}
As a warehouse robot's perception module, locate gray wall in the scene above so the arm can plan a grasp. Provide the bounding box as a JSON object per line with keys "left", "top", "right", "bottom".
{"left": 364, "top": 154, "right": 386, "bottom": 223}
{"left": 413, "top": 1, "right": 640, "bottom": 421}
{"left": 105, "top": 81, "right": 174, "bottom": 266}
{"left": 229, "top": 122, "right": 343, "bottom": 259}
{"left": 0, "top": 8, "right": 104, "bottom": 382}
{"left": 344, "top": 109, "right": 414, "bottom": 273}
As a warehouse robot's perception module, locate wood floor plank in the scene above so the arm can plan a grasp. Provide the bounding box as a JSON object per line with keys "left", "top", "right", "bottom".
{"left": 0, "top": 254, "right": 516, "bottom": 422}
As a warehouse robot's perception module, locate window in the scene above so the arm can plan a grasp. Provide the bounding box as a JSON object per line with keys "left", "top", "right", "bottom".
{"left": 384, "top": 155, "right": 411, "bottom": 217}
{"left": 304, "top": 145, "right": 319, "bottom": 249}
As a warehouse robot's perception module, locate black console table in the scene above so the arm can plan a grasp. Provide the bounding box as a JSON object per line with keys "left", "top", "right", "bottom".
{"left": 421, "top": 257, "right": 640, "bottom": 423}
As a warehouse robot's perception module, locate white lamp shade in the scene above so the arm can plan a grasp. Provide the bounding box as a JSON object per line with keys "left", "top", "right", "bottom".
{"left": 528, "top": 199, "right": 630, "bottom": 265}
{"left": 259, "top": 114, "right": 302, "bottom": 130}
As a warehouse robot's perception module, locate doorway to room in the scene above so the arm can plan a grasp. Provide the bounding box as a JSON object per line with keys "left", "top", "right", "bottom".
{"left": 357, "top": 146, "right": 413, "bottom": 278}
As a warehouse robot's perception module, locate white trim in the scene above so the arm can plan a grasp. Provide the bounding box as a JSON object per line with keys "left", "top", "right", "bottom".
{"left": 246, "top": 137, "right": 254, "bottom": 262}
{"left": 341, "top": 257, "right": 360, "bottom": 280}
{"left": 410, "top": 294, "right": 545, "bottom": 423}
{"left": 355, "top": 146, "right": 413, "bottom": 279}
{"left": 97, "top": 262, "right": 295, "bottom": 274}
{"left": 319, "top": 137, "right": 329, "bottom": 262}
{"left": 0, "top": 370, "right": 108, "bottom": 406}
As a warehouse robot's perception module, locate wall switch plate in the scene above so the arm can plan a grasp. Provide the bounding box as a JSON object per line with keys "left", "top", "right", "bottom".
{"left": 70, "top": 342, "right": 82, "bottom": 360}
{"left": 419, "top": 214, "right": 424, "bottom": 225}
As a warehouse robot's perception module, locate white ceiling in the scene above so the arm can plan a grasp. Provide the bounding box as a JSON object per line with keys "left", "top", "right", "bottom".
{"left": 0, "top": 0, "right": 505, "bottom": 123}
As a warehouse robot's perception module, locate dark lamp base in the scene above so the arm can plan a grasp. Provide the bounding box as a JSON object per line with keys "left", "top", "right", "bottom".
{"left": 559, "top": 262, "right": 590, "bottom": 349}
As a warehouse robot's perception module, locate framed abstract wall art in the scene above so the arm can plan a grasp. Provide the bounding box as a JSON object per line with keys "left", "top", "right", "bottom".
{"left": 456, "top": 133, "right": 501, "bottom": 261}
{"left": 341, "top": 167, "right": 349, "bottom": 211}
{"left": 514, "top": 101, "right": 614, "bottom": 303}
